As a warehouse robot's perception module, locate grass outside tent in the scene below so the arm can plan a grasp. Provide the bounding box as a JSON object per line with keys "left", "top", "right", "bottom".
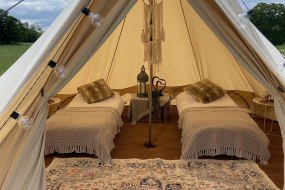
{"left": 0, "top": 44, "right": 31, "bottom": 76}
{"left": 277, "top": 44, "right": 285, "bottom": 56}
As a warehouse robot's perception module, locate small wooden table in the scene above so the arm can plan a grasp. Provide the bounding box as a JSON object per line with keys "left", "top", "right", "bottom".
{"left": 48, "top": 98, "right": 61, "bottom": 118}
{"left": 128, "top": 93, "right": 171, "bottom": 124}
{"left": 252, "top": 97, "right": 274, "bottom": 134}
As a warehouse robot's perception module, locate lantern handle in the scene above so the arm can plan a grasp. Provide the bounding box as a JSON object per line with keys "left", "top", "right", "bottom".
{"left": 152, "top": 76, "right": 166, "bottom": 96}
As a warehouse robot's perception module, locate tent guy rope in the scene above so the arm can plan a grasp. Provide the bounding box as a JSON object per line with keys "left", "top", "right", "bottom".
{"left": 0, "top": 0, "right": 24, "bottom": 17}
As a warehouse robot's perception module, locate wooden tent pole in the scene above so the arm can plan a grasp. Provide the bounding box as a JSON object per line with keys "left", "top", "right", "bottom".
{"left": 144, "top": 0, "right": 156, "bottom": 148}
{"left": 145, "top": 63, "right": 155, "bottom": 148}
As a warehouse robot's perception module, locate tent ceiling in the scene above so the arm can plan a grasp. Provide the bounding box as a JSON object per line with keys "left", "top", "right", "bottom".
{"left": 60, "top": 0, "right": 264, "bottom": 94}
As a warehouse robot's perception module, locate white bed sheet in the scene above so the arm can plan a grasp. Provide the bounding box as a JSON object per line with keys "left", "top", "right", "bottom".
{"left": 176, "top": 91, "right": 237, "bottom": 116}
{"left": 67, "top": 93, "right": 125, "bottom": 115}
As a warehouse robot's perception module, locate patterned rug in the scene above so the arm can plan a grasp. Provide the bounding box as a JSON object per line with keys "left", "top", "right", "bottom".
{"left": 46, "top": 158, "right": 279, "bottom": 190}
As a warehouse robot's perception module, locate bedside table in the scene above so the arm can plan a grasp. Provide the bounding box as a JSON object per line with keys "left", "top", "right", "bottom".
{"left": 48, "top": 98, "right": 61, "bottom": 118}
{"left": 127, "top": 93, "right": 171, "bottom": 124}
{"left": 252, "top": 97, "right": 274, "bottom": 134}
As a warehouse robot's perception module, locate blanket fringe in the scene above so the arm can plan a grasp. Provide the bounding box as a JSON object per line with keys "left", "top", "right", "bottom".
{"left": 181, "top": 147, "right": 268, "bottom": 165}
{"left": 45, "top": 145, "right": 113, "bottom": 163}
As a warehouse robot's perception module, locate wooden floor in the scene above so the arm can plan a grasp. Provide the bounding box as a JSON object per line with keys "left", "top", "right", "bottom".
{"left": 45, "top": 106, "right": 284, "bottom": 189}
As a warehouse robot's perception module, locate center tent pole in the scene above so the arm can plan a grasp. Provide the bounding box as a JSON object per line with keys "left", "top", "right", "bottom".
{"left": 144, "top": 63, "right": 155, "bottom": 148}
{"left": 144, "top": 0, "right": 156, "bottom": 148}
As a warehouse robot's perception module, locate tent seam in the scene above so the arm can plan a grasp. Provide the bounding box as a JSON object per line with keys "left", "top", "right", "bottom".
{"left": 106, "top": 17, "right": 127, "bottom": 83}
{"left": 180, "top": 0, "right": 202, "bottom": 80}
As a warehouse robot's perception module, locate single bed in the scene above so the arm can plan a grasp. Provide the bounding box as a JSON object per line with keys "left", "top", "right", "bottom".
{"left": 45, "top": 93, "right": 125, "bottom": 163}
{"left": 176, "top": 91, "right": 270, "bottom": 164}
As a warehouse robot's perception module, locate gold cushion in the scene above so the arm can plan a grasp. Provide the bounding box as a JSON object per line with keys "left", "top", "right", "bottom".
{"left": 185, "top": 79, "right": 225, "bottom": 103}
{"left": 77, "top": 79, "right": 114, "bottom": 104}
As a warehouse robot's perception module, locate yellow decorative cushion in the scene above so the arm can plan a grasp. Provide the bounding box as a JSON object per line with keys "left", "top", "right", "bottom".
{"left": 77, "top": 79, "right": 114, "bottom": 104}
{"left": 185, "top": 79, "right": 225, "bottom": 103}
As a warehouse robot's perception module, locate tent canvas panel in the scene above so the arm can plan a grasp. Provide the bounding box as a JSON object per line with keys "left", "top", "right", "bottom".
{"left": 61, "top": 0, "right": 264, "bottom": 94}
{"left": 0, "top": 0, "right": 137, "bottom": 189}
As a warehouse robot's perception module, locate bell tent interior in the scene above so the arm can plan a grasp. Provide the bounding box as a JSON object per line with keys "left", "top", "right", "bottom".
{"left": 0, "top": 0, "right": 285, "bottom": 189}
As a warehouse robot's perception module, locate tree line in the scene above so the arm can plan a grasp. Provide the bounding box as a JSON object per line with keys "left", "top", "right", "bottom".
{"left": 248, "top": 3, "right": 285, "bottom": 46}
{"left": 0, "top": 9, "right": 43, "bottom": 44}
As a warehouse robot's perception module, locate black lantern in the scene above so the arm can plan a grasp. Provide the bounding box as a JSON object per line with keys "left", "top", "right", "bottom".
{"left": 137, "top": 65, "right": 149, "bottom": 98}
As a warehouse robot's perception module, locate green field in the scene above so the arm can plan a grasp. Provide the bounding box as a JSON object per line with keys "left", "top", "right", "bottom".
{"left": 0, "top": 44, "right": 31, "bottom": 76}
{"left": 277, "top": 44, "right": 285, "bottom": 56}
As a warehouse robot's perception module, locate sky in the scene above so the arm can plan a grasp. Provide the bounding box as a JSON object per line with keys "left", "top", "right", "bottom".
{"left": 242, "top": 0, "right": 285, "bottom": 10}
{"left": 0, "top": 0, "right": 285, "bottom": 31}
{"left": 0, "top": 0, "right": 73, "bottom": 30}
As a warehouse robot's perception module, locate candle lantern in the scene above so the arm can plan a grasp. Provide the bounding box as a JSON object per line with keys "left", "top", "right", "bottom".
{"left": 137, "top": 65, "right": 149, "bottom": 97}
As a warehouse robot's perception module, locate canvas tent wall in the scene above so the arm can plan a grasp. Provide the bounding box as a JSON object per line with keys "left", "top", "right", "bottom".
{"left": 0, "top": 0, "right": 284, "bottom": 189}
{"left": 60, "top": 0, "right": 266, "bottom": 94}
